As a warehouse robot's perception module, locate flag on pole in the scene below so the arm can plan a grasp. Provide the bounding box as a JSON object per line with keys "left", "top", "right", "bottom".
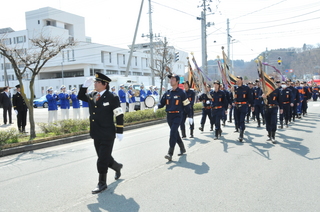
{"left": 221, "top": 47, "right": 238, "bottom": 87}
{"left": 256, "top": 56, "right": 276, "bottom": 97}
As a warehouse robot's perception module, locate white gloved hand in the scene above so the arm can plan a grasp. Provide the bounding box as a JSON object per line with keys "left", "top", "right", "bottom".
{"left": 83, "top": 78, "right": 94, "bottom": 88}
{"left": 153, "top": 105, "right": 158, "bottom": 113}
{"left": 15, "top": 110, "right": 18, "bottom": 115}
{"left": 188, "top": 118, "right": 194, "bottom": 125}
{"left": 116, "top": 133, "right": 123, "bottom": 141}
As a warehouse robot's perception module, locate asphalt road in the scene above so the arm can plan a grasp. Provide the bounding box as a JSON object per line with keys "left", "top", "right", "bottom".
{"left": 0, "top": 102, "right": 320, "bottom": 212}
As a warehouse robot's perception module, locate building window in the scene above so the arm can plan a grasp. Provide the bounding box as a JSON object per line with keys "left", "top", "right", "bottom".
{"left": 134, "top": 57, "right": 137, "bottom": 66}
{"left": 146, "top": 58, "right": 148, "bottom": 67}
{"left": 47, "top": 20, "right": 51, "bottom": 26}
{"left": 123, "top": 55, "right": 125, "bottom": 65}
{"left": 109, "top": 52, "right": 112, "bottom": 63}
{"left": 120, "top": 71, "right": 126, "bottom": 75}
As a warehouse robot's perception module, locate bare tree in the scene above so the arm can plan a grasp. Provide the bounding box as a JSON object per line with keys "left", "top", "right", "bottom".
{"left": 151, "top": 37, "right": 174, "bottom": 97}
{"left": 0, "top": 34, "right": 75, "bottom": 140}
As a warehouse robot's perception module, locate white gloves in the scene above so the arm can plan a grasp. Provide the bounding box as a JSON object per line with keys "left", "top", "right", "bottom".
{"left": 15, "top": 110, "right": 18, "bottom": 115}
{"left": 188, "top": 118, "right": 194, "bottom": 125}
{"left": 153, "top": 105, "right": 158, "bottom": 113}
{"left": 83, "top": 78, "right": 94, "bottom": 88}
{"left": 116, "top": 133, "right": 123, "bottom": 141}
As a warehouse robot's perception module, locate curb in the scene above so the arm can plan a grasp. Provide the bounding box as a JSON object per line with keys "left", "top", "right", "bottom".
{"left": 1, "top": 113, "right": 201, "bottom": 157}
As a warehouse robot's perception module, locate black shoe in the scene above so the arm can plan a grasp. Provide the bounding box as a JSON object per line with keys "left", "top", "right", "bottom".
{"left": 92, "top": 174, "right": 107, "bottom": 194}
{"left": 111, "top": 161, "right": 123, "bottom": 180}
{"left": 234, "top": 129, "right": 239, "bottom": 133}
{"left": 178, "top": 142, "right": 186, "bottom": 156}
{"left": 199, "top": 127, "right": 203, "bottom": 132}
{"left": 165, "top": 154, "right": 172, "bottom": 161}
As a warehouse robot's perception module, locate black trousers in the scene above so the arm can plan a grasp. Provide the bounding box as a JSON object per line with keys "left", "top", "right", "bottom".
{"left": 94, "top": 139, "right": 115, "bottom": 174}
{"left": 3, "top": 106, "right": 12, "bottom": 124}
{"left": 167, "top": 113, "right": 183, "bottom": 148}
{"left": 17, "top": 110, "right": 27, "bottom": 129}
{"left": 200, "top": 108, "right": 213, "bottom": 126}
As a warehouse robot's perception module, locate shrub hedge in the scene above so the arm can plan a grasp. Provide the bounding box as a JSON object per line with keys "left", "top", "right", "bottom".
{"left": 0, "top": 102, "right": 203, "bottom": 149}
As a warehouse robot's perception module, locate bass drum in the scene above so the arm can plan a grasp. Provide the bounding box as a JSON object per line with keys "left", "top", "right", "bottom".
{"left": 144, "top": 95, "right": 156, "bottom": 108}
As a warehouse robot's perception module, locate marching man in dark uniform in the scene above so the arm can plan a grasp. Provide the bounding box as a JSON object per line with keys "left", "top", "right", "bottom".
{"left": 180, "top": 81, "right": 195, "bottom": 138}
{"left": 288, "top": 80, "right": 299, "bottom": 122}
{"left": 78, "top": 72, "right": 124, "bottom": 194}
{"left": 12, "top": 84, "right": 28, "bottom": 133}
{"left": 231, "top": 76, "right": 254, "bottom": 142}
{"left": 253, "top": 79, "right": 265, "bottom": 128}
{"left": 279, "top": 81, "right": 294, "bottom": 128}
{"left": 210, "top": 80, "right": 228, "bottom": 140}
{"left": 262, "top": 85, "right": 283, "bottom": 144}
{"left": 154, "top": 74, "right": 193, "bottom": 161}
{"left": 198, "top": 85, "right": 213, "bottom": 132}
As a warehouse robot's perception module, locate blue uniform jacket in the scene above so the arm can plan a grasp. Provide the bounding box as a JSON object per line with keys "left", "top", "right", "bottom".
{"left": 46, "top": 93, "right": 58, "bottom": 111}
{"left": 253, "top": 87, "right": 264, "bottom": 106}
{"left": 157, "top": 87, "right": 191, "bottom": 117}
{"left": 128, "top": 90, "right": 136, "bottom": 103}
{"left": 59, "top": 93, "right": 70, "bottom": 109}
{"left": 140, "top": 89, "right": 146, "bottom": 102}
{"left": 82, "top": 100, "right": 89, "bottom": 108}
{"left": 209, "top": 90, "right": 228, "bottom": 110}
{"left": 233, "top": 85, "right": 254, "bottom": 106}
{"left": 71, "top": 93, "right": 80, "bottom": 109}
{"left": 147, "top": 90, "right": 153, "bottom": 96}
{"left": 281, "top": 87, "right": 294, "bottom": 105}
{"left": 118, "top": 89, "right": 126, "bottom": 103}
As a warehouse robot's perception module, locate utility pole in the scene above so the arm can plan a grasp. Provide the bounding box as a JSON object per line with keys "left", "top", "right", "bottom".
{"left": 197, "top": 0, "right": 213, "bottom": 76}
{"left": 149, "top": 0, "right": 155, "bottom": 86}
{"left": 201, "top": 10, "right": 208, "bottom": 75}
{"left": 126, "top": 0, "right": 144, "bottom": 77}
{"left": 227, "top": 18, "right": 230, "bottom": 59}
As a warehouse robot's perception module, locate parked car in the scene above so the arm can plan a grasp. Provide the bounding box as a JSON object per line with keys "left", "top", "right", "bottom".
{"left": 33, "top": 95, "right": 61, "bottom": 108}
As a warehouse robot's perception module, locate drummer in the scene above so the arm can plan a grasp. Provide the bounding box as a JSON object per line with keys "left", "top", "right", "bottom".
{"left": 139, "top": 84, "right": 146, "bottom": 111}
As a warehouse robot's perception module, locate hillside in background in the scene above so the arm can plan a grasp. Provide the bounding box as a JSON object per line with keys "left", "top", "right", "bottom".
{"left": 203, "top": 44, "right": 320, "bottom": 83}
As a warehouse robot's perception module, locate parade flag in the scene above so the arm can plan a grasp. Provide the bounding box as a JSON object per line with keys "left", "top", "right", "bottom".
{"left": 221, "top": 47, "right": 238, "bottom": 86}
{"left": 256, "top": 56, "right": 276, "bottom": 97}
{"left": 187, "top": 57, "right": 199, "bottom": 91}
{"left": 217, "top": 56, "right": 229, "bottom": 89}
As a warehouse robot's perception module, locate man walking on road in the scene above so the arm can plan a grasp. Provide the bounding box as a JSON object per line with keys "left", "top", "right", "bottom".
{"left": 154, "top": 74, "right": 193, "bottom": 161}
{"left": 78, "top": 72, "right": 124, "bottom": 194}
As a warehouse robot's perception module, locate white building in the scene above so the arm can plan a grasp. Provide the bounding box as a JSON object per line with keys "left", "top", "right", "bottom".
{"left": 0, "top": 7, "right": 187, "bottom": 98}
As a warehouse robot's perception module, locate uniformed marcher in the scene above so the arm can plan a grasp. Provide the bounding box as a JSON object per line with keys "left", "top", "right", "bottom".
{"left": 127, "top": 85, "right": 136, "bottom": 112}
{"left": 246, "top": 82, "right": 254, "bottom": 123}
{"left": 12, "top": 84, "right": 28, "bottom": 133}
{"left": 147, "top": 86, "right": 153, "bottom": 96}
{"left": 210, "top": 80, "right": 228, "bottom": 140}
{"left": 301, "top": 81, "right": 311, "bottom": 116}
{"left": 154, "top": 74, "right": 193, "bottom": 161}
{"left": 279, "top": 81, "right": 294, "bottom": 128}
{"left": 180, "top": 81, "right": 195, "bottom": 138}
{"left": 46, "top": 87, "right": 59, "bottom": 123}
{"left": 111, "top": 86, "right": 117, "bottom": 96}
{"left": 220, "top": 85, "right": 230, "bottom": 127}
{"left": 78, "top": 73, "right": 124, "bottom": 194}
{"left": 253, "top": 79, "right": 265, "bottom": 127}
{"left": 59, "top": 85, "right": 70, "bottom": 120}
{"left": 71, "top": 88, "right": 81, "bottom": 119}
{"left": 139, "top": 84, "right": 147, "bottom": 111}
{"left": 231, "top": 76, "right": 254, "bottom": 142}
{"left": 288, "top": 80, "right": 299, "bottom": 122}
{"left": 198, "top": 85, "right": 213, "bottom": 132}
{"left": 262, "top": 84, "right": 283, "bottom": 144}
{"left": 118, "top": 84, "right": 127, "bottom": 113}
{"left": 312, "top": 83, "right": 319, "bottom": 101}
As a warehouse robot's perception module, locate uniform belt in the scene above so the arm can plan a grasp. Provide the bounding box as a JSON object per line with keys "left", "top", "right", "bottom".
{"left": 235, "top": 102, "right": 247, "bottom": 105}
{"left": 283, "top": 101, "right": 290, "bottom": 104}
{"left": 267, "top": 104, "right": 278, "bottom": 108}
{"left": 168, "top": 111, "right": 180, "bottom": 113}
{"left": 212, "top": 106, "right": 222, "bottom": 109}
{"left": 203, "top": 106, "right": 212, "bottom": 109}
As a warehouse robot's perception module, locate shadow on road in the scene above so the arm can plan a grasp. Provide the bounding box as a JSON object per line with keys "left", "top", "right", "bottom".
{"left": 167, "top": 154, "right": 209, "bottom": 175}
{"left": 87, "top": 179, "right": 140, "bottom": 212}
{"left": 245, "top": 132, "right": 274, "bottom": 160}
